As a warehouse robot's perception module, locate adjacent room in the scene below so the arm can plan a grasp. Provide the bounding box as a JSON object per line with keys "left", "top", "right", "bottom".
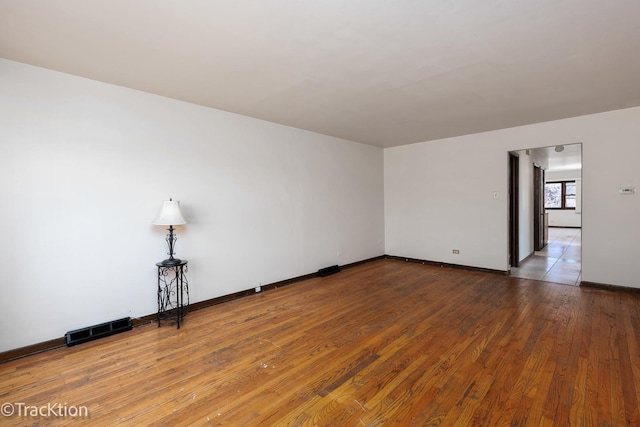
{"left": 509, "top": 143, "right": 583, "bottom": 285}
{"left": 1, "top": 1, "right": 639, "bottom": 425}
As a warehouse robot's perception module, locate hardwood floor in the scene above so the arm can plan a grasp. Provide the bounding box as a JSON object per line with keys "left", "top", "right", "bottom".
{"left": 1, "top": 259, "right": 639, "bottom": 426}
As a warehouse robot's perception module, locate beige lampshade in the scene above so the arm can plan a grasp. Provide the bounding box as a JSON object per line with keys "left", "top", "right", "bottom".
{"left": 153, "top": 200, "right": 188, "bottom": 225}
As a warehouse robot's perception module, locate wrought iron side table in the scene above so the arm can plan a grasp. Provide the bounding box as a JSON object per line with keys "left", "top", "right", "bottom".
{"left": 156, "top": 260, "right": 189, "bottom": 328}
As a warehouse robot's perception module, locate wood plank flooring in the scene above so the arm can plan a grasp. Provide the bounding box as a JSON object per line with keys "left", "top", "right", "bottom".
{"left": 1, "top": 259, "right": 639, "bottom": 426}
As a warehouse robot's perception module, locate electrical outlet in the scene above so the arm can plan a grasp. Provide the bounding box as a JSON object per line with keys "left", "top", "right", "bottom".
{"left": 255, "top": 282, "right": 262, "bottom": 293}
{"left": 452, "top": 249, "right": 460, "bottom": 254}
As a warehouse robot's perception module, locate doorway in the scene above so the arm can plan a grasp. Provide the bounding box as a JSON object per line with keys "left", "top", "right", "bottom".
{"left": 508, "top": 143, "right": 582, "bottom": 285}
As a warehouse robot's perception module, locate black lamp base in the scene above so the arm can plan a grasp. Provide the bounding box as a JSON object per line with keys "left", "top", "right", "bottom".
{"left": 160, "top": 258, "right": 183, "bottom": 266}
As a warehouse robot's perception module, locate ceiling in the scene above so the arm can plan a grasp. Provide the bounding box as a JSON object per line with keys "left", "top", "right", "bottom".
{"left": 1, "top": 1, "right": 640, "bottom": 148}
{"left": 531, "top": 143, "right": 582, "bottom": 172}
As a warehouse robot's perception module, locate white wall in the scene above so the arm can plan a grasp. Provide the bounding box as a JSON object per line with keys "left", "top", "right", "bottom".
{"left": 515, "top": 149, "right": 548, "bottom": 261}
{"left": 384, "top": 138, "right": 508, "bottom": 271}
{"left": 547, "top": 207, "right": 581, "bottom": 228}
{"left": 0, "top": 59, "right": 385, "bottom": 352}
{"left": 385, "top": 107, "right": 640, "bottom": 288}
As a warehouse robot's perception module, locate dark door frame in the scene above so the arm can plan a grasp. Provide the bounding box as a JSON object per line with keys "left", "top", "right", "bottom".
{"left": 508, "top": 152, "right": 519, "bottom": 268}
{"left": 533, "top": 163, "right": 546, "bottom": 251}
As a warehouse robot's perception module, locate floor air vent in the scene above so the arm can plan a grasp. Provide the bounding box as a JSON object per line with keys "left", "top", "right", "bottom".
{"left": 318, "top": 265, "right": 341, "bottom": 277}
{"left": 65, "top": 317, "right": 132, "bottom": 346}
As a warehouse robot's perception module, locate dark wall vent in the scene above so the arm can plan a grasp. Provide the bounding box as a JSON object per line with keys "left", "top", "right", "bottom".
{"left": 317, "top": 265, "right": 341, "bottom": 277}
{"left": 65, "top": 317, "right": 132, "bottom": 347}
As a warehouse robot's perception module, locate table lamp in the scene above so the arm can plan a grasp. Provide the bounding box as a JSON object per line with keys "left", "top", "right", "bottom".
{"left": 153, "top": 198, "right": 188, "bottom": 266}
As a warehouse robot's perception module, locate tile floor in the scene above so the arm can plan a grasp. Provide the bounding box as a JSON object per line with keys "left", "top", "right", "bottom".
{"left": 510, "top": 227, "right": 582, "bottom": 286}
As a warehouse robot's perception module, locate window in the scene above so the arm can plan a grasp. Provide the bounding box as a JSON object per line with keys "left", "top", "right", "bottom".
{"left": 545, "top": 181, "right": 576, "bottom": 209}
